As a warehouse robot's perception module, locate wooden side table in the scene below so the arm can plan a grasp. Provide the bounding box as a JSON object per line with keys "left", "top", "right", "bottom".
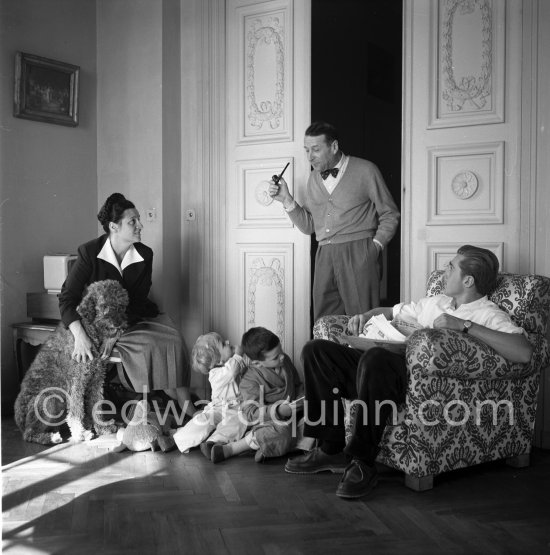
{"left": 12, "top": 322, "right": 58, "bottom": 381}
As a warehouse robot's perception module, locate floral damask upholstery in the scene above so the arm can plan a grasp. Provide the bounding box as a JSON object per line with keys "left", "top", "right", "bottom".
{"left": 313, "top": 271, "right": 550, "bottom": 491}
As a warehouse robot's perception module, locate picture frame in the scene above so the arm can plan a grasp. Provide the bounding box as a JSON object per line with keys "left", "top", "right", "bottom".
{"left": 13, "top": 52, "right": 80, "bottom": 127}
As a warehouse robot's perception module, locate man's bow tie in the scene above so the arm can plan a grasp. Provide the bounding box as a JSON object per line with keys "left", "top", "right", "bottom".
{"left": 320, "top": 168, "right": 339, "bottom": 180}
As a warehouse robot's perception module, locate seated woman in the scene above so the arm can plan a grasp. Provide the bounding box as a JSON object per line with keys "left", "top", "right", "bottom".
{"left": 58, "top": 192, "right": 196, "bottom": 416}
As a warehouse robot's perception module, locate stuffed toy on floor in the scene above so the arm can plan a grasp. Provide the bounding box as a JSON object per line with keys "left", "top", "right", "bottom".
{"left": 113, "top": 399, "right": 176, "bottom": 453}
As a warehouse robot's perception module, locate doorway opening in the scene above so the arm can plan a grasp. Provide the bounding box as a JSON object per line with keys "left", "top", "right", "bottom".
{"left": 310, "top": 0, "right": 403, "bottom": 322}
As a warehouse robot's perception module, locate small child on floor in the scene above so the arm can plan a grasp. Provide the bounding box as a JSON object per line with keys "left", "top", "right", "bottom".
{"left": 173, "top": 332, "right": 248, "bottom": 456}
{"left": 209, "top": 326, "right": 313, "bottom": 464}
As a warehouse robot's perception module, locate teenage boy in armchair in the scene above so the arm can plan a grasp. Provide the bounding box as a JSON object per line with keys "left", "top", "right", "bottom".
{"left": 285, "top": 245, "right": 533, "bottom": 499}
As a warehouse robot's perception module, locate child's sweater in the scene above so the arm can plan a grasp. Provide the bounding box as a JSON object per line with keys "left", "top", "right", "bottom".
{"left": 238, "top": 355, "right": 303, "bottom": 423}
{"left": 208, "top": 354, "right": 247, "bottom": 408}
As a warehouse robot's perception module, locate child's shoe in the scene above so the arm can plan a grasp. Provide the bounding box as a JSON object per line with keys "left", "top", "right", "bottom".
{"left": 200, "top": 441, "right": 214, "bottom": 460}
{"left": 254, "top": 450, "right": 266, "bottom": 463}
{"left": 210, "top": 444, "right": 226, "bottom": 464}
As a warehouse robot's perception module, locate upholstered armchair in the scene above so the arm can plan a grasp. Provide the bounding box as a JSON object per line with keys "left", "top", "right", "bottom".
{"left": 313, "top": 271, "right": 550, "bottom": 491}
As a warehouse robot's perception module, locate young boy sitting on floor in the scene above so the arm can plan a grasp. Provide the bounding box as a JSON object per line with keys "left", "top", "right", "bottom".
{"left": 209, "top": 326, "right": 313, "bottom": 464}
{"left": 173, "top": 332, "right": 248, "bottom": 455}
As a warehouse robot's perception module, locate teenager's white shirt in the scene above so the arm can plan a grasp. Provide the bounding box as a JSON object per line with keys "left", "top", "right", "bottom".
{"left": 392, "top": 294, "right": 525, "bottom": 334}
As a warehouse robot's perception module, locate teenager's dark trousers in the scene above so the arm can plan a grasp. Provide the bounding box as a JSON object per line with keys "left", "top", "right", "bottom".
{"left": 302, "top": 339, "right": 408, "bottom": 465}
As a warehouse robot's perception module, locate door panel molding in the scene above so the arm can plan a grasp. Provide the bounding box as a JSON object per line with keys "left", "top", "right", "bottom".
{"left": 224, "top": 0, "right": 311, "bottom": 367}
{"left": 429, "top": 0, "right": 505, "bottom": 128}
{"left": 403, "top": 0, "right": 530, "bottom": 300}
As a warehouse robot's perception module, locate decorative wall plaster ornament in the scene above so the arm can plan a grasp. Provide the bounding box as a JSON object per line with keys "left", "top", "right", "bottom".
{"left": 441, "top": 0, "right": 492, "bottom": 111}
{"left": 451, "top": 170, "right": 479, "bottom": 199}
{"left": 247, "top": 257, "right": 285, "bottom": 338}
{"left": 246, "top": 16, "right": 285, "bottom": 130}
{"left": 255, "top": 180, "right": 275, "bottom": 206}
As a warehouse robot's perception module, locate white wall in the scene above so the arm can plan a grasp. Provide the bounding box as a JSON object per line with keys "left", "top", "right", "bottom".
{"left": 96, "top": 0, "right": 164, "bottom": 297}
{"left": 0, "top": 0, "right": 97, "bottom": 411}
{"left": 97, "top": 0, "right": 199, "bottom": 388}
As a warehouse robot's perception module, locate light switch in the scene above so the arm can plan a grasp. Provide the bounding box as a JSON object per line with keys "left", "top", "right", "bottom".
{"left": 186, "top": 209, "right": 196, "bottom": 221}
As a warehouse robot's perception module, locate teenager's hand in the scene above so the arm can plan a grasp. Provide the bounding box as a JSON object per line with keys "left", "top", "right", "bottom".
{"left": 347, "top": 307, "right": 394, "bottom": 336}
{"left": 433, "top": 313, "right": 464, "bottom": 331}
{"left": 347, "top": 312, "right": 373, "bottom": 336}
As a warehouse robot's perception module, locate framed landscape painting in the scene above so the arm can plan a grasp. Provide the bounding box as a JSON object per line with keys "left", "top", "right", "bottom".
{"left": 13, "top": 52, "right": 80, "bottom": 127}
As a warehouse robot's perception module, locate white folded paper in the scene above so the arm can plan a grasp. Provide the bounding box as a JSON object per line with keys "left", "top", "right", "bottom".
{"left": 360, "top": 314, "right": 407, "bottom": 342}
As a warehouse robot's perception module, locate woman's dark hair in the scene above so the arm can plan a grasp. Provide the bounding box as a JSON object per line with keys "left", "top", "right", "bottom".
{"left": 457, "top": 244, "right": 500, "bottom": 296}
{"left": 305, "top": 121, "right": 339, "bottom": 146}
{"left": 241, "top": 326, "right": 280, "bottom": 361}
{"left": 97, "top": 193, "right": 135, "bottom": 233}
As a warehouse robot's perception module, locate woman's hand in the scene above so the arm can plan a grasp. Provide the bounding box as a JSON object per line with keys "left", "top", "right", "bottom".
{"left": 69, "top": 320, "right": 94, "bottom": 362}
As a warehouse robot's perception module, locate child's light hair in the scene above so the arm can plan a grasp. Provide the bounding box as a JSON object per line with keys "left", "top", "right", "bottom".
{"left": 191, "top": 332, "right": 224, "bottom": 374}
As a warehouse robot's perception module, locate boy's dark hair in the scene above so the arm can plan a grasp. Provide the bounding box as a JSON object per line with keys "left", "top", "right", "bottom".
{"left": 241, "top": 327, "right": 280, "bottom": 361}
{"left": 305, "top": 121, "right": 339, "bottom": 146}
{"left": 457, "top": 244, "right": 500, "bottom": 296}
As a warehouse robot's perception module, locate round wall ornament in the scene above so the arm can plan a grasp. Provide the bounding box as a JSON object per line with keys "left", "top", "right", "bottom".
{"left": 452, "top": 171, "right": 478, "bottom": 199}
{"left": 255, "top": 180, "right": 275, "bottom": 206}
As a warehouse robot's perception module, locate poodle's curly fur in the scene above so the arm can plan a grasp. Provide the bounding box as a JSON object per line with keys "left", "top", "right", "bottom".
{"left": 14, "top": 280, "right": 129, "bottom": 445}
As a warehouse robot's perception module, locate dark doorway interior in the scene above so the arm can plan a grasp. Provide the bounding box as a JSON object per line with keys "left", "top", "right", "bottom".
{"left": 310, "top": 0, "right": 403, "bottom": 322}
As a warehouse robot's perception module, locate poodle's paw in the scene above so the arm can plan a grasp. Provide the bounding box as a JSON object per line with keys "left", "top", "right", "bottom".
{"left": 70, "top": 429, "right": 94, "bottom": 442}
{"left": 83, "top": 430, "right": 95, "bottom": 442}
{"left": 51, "top": 432, "right": 63, "bottom": 444}
{"left": 96, "top": 423, "right": 119, "bottom": 435}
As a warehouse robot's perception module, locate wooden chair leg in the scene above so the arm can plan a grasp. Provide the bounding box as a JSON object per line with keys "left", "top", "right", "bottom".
{"left": 506, "top": 453, "right": 530, "bottom": 468}
{"left": 405, "top": 473, "right": 434, "bottom": 492}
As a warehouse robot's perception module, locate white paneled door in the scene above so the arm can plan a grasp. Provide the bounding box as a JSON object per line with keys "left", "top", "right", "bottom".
{"left": 402, "top": 0, "right": 530, "bottom": 300}
{"left": 222, "top": 0, "right": 311, "bottom": 368}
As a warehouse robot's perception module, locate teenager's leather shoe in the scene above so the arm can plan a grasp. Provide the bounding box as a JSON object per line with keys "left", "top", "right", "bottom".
{"left": 285, "top": 447, "right": 347, "bottom": 474}
{"left": 335, "top": 459, "right": 378, "bottom": 499}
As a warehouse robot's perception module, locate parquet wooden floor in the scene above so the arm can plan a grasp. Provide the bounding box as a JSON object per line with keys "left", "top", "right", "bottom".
{"left": 2, "top": 417, "right": 550, "bottom": 555}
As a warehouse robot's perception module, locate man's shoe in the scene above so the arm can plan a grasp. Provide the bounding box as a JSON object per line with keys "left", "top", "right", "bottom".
{"left": 335, "top": 459, "right": 378, "bottom": 499}
{"left": 285, "top": 447, "right": 347, "bottom": 474}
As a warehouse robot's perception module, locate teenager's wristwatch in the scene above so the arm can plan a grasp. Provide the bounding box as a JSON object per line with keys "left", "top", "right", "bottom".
{"left": 463, "top": 320, "right": 473, "bottom": 334}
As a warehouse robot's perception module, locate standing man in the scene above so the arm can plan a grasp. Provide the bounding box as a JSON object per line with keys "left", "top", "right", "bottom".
{"left": 269, "top": 121, "right": 400, "bottom": 321}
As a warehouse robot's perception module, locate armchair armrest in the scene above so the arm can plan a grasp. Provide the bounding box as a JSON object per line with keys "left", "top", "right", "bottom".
{"left": 313, "top": 315, "right": 351, "bottom": 342}
{"left": 406, "top": 328, "right": 537, "bottom": 381}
